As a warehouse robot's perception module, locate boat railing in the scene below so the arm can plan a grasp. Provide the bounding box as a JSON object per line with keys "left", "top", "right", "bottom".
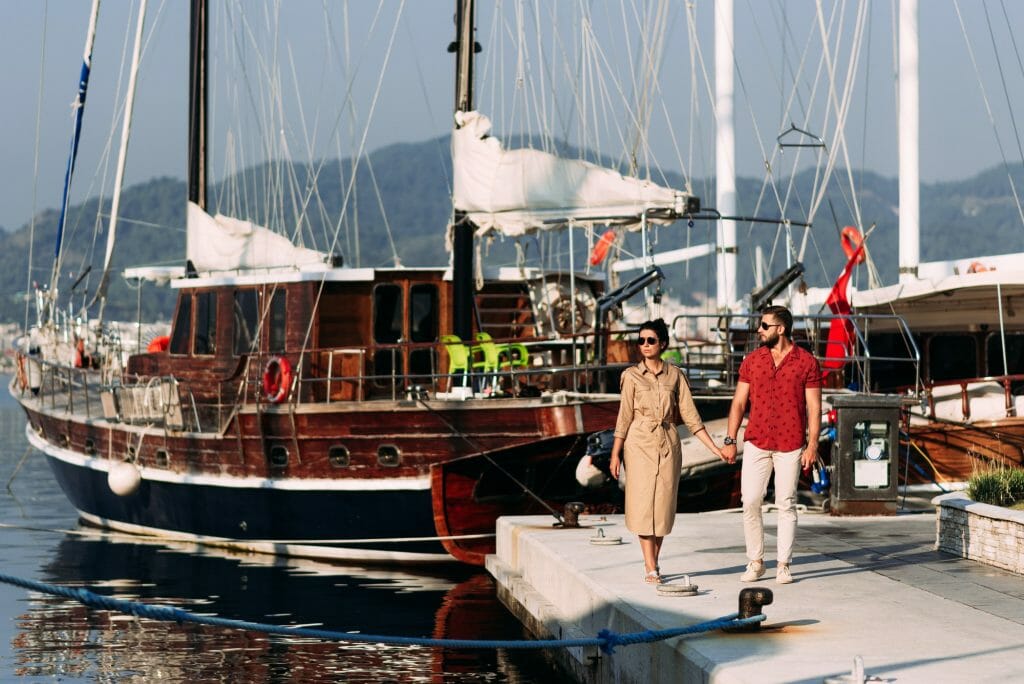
{"left": 917, "top": 373, "right": 1024, "bottom": 421}
{"left": 668, "top": 311, "right": 922, "bottom": 396}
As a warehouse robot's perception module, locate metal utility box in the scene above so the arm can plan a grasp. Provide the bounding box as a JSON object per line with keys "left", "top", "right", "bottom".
{"left": 829, "top": 394, "right": 903, "bottom": 515}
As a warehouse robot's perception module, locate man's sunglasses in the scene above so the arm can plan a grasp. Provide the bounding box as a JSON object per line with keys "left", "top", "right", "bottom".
{"left": 637, "top": 336, "right": 660, "bottom": 346}
{"left": 759, "top": 322, "right": 781, "bottom": 330}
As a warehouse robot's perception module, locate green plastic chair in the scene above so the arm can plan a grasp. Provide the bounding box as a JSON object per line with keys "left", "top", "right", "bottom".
{"left": 441, "top": 334, "right": 471, "bottom": 387}
{"left": 471, "top": 332, "right": 502, "bottom": 390}
{"left": 661, "top": 348, "right": 683, "bottom": 366}
{"left": 501, "top": 342, "right": 530, "bottom": 369}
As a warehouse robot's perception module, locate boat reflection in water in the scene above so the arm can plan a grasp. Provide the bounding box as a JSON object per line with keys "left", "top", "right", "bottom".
{"left": 10, "top": 532, "right": 549, "bottom": 682}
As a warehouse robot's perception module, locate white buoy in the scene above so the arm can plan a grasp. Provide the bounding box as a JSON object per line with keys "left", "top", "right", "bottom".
{"left": 108, "top": 461, "right": 141, "bottom": 496}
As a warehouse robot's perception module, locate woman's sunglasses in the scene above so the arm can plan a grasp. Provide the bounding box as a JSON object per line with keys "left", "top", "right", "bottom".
{"left": 637, "top": 336, "right": 660, "bottom": 346}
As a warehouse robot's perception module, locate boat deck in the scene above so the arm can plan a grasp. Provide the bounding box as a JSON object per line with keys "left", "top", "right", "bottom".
{"left": 487, "top": 499, "right": 1024, "bottom": 683}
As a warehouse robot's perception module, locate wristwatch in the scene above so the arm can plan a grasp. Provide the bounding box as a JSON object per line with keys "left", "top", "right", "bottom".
{"left": 723, "top": 436, "right": 737, "bottom": 446}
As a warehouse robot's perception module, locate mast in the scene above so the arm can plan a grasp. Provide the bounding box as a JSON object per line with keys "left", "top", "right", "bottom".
{"left": 188, "top": 0, "right": 208, "bottom": 212}
{"left": 898, "top": 0, "right": 919, "bottom": 283}
{"left": 714, "top": 0, "right": 738, "bottom": 310}
{"left": 450, "top": 0, "right": 478, "bottom": 341}
{"left": 94, "top": 0, "right": 147, "bottom": 316}
{"left": 51, "top": 0, "right": 101, "bottom": 298}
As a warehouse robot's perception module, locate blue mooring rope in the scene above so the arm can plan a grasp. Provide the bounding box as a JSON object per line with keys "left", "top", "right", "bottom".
{"left": 0, "top": 571, "right": 765, "bottom": 654}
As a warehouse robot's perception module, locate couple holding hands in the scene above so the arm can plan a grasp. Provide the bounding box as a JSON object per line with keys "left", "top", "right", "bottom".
{"left": 609, "top": 307, "right": 821, "bottom": 585}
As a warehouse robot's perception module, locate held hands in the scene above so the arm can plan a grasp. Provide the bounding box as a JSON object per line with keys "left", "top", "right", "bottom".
{"left": 720, "top": 443, "right": 737, "bottom": 464}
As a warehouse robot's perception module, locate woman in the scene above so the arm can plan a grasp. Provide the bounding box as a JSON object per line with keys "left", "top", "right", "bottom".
{"left": 609, "top": 318, "right": 723, "bottom": 584}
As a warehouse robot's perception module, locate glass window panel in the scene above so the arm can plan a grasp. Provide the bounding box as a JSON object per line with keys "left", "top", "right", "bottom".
{"left": 269, "top": 289, "right": 286, "bottom": 352}
{"left": 928, "top": 335, "right": 975, "bottom": 382}
{"left": 169, "top": 294, "right": 192, "bottom": 355}
{"left": 233, "top": 289, "right": 259, "bottom": 355}
{"left": 193, "top": 291, "right": 217, "bottom": 355}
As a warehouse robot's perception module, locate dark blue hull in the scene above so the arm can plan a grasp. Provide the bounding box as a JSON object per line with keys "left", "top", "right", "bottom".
{"left": 43, "top": 452, "right": 451, "bottom": 562}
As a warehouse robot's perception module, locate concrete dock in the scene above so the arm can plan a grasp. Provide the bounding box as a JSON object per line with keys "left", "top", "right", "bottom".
{"left": 486, "top": 503, "right": 1024, "bottom": 683}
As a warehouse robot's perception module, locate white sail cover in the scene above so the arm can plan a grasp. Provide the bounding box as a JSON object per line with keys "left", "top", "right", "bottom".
{"left": 186, "top": 202, "right": 328, "bottom": 272}
{"left": 452, "top": 111, "right": 691, "bottom": 236}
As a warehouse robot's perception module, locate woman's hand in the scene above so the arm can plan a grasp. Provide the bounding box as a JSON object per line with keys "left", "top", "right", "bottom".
{"left": 610, "top": 452, "right": 622, "bottom": 480}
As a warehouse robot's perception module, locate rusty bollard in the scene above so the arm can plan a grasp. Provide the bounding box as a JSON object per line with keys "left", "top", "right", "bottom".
{"left": 560, "top": 501, "right": 585, "bottom": 528}
{"left": 724, "top": 587, "right": 774, "bottom": 632}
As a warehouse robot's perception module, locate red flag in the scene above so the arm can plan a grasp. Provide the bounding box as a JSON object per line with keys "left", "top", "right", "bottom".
{"left": 822, "top": 242, "right": 864, "bottom": 374}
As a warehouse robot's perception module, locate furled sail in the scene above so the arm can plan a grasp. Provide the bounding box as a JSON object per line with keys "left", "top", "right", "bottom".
{"left": 452, "top": 111, "right": 693, "bottom": 236}
{"left": 186, "top": 203, "right": 328, "bottom": 273}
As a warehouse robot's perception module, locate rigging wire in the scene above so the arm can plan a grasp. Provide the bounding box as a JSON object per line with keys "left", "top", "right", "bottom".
{"left": 26, "top": 0, "right": 50, "bottom": 330}
{"left": 953, "top": 0, "right": 1024, "bottom": 234}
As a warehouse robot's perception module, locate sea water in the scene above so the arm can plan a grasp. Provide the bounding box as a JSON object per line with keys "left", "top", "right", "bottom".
{"left": 0, "top": 384, "right": 555, "bottom": 682}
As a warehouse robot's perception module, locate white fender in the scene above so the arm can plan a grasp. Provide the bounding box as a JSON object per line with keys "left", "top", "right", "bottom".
{"left": 108, "top": 461, "right": 141, "bottom": 496}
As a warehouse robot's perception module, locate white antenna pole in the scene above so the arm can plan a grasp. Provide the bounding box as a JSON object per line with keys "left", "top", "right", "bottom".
{"left": 898, "top": 0, "right": 919, "bottom": 283}
{"left": 715, "top": 0, "right": 737, "bottom": 309}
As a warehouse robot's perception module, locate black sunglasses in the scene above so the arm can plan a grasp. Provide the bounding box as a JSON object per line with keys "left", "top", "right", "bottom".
{"left": 759, "top": 321, "right": 782, "bottom": 330}
{"left": 637, "top": 336, "right": 660, "bottom": 346}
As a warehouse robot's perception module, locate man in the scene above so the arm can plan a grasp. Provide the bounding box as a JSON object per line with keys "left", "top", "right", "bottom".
{"left": 719, "top": 305, "right": 821, "bottom": 584}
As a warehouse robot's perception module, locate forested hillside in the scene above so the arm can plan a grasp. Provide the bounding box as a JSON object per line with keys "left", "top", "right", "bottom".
{"left": 2, "top": 134, "right": 1022, "bottom": 325}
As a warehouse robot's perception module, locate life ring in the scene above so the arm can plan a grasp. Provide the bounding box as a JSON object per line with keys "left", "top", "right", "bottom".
{"left": 967, "top": 261, "right": 991, "bottom": 274}
{"left": 589, "top": 229, "right": 616, "bottom": 266}
{"left": 262, "top": 356, "right": 293, "bottom": 403}
{"left": 840, "top": 226, "right": 865, "bottom": 264}
{"left": 147, "top": 335, "right": 170, "bottom": 353}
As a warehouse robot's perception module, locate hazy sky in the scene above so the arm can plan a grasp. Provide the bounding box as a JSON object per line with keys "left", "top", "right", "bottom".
{"left": 2, "top": 0, "right": 1023, "bottom": 233}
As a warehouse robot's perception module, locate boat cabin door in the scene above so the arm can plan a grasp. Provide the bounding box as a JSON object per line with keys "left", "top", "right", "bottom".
{"left": 372, "top": 281, "right": 440, "bottom": 396}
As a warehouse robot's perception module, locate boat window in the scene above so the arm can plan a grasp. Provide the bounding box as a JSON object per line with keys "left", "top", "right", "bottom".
{"left": 193, "top": 291, "right": 217, "bottom": 355}
{"left": 233, "top": 289, "right": 259, "bottom": 355}
{"left": 169, "top": 293, "right": 192, "bottom": 355}
{"left": 928, "top": 335, "right": 976, "bottom": 382}
{"left": 269, "top": 289, "right": 286, "bottom": 352}
{"left": 409, "top": 284, "right": 438, "bottom": 380}
{"left": 986, "top": 332, "right": 1024, "bottom": 376}
{"left": 373, "top": 284, "right": 402, "bottom": 344}
{"left": 410, "top": 285, "right": 438, "bottom": 343}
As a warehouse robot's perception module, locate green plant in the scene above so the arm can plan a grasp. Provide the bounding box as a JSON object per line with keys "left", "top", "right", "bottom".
{"left": 967, "top": 468, "right": 1024, "bottom": 507}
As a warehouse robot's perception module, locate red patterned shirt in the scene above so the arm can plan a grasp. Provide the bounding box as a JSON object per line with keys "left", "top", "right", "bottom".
{"left": 739, "top": 344, "right": 821, "bottom": 452}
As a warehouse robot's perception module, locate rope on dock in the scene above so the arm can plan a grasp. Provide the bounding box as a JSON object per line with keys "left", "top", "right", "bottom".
{"left": 0, "top": 571, "right": 764, "bottom": 653}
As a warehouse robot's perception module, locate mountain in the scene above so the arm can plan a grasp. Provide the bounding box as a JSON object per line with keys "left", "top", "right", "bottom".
{"left": 2, "top": 135, "right": 1022, "bottom": 325}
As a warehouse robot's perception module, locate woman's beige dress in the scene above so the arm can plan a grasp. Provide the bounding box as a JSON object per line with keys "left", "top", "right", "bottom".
{"left": 613, "top": 362, "right": 704, "bottom": 536}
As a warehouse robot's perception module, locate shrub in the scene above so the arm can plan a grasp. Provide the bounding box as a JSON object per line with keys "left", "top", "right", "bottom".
{"left": 967, "top": 468, "right": 1024, "bottom": 507}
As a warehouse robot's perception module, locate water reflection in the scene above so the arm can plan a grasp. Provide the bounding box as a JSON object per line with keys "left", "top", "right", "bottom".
{"left": 11, "top": 533, "right": 546, "bottom": 682}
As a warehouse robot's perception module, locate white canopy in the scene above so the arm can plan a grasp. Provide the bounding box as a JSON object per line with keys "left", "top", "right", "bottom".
{"left": 451, "top": 111, "right": 692, "bottom": 236}
{"left": 186, "top": 202, "right": 328, "bottom": 273}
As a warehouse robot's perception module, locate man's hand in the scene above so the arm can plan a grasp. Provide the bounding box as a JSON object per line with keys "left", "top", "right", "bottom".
{"left": 800, "top": 446, "right": 817, "bottom": 471}
{"left": 721, "top": 444, "right": 737, "bottom": 464}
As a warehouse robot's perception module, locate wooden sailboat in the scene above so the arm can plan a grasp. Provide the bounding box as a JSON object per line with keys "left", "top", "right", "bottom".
{"left": 11, "top": 1, "right": 707, "bottom": 564}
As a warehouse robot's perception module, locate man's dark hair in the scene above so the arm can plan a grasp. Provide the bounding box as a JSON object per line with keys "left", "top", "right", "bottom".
{"left": 638, "top": 318, "right": 670, "bottom": 346}
{"left": 760, "top": 305, "right": 793, "bottom": 338}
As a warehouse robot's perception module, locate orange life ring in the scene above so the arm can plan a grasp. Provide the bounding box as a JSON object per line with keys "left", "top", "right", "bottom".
{"left": 262, "top": 356, "right": 293, "bottom": 403}
{"left": 147, "top": 335, "right": 170, "bottom": 353}
{"left": 840, "top": 226, "right": 865, "bottom": 264}
{"left": 967, "top": 261, "right": 991, "bottom": 274}
{"left": 589, "top": 229, "right": 616, "bottom": 266}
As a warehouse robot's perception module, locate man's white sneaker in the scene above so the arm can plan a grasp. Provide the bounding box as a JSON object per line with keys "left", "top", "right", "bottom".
{"left": 776, "top": 564, "right": 793, "bottom": 584}
{"left": 740, "top": 560, "right": 765, "bottom": 582}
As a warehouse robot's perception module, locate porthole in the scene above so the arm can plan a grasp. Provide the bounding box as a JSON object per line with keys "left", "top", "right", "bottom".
{"left": 377, "top": 445, "right": 401, "bottom": 468}
{"left": 328, "top": 445, "right": 350, "bottom": 468}
{"left": 59, "top": 434, "right": 70, "bottom": 448}
{"left": 155, "top": 449, "right": 170, "bottom": 467}
{"left": 84, "top": 438, "right": 96, "bottom": 456}
{"left": 127, "top": 445, "right": 137, "bottom": 461}
{"left": 269, "top": 445, "right": 289, "bottom": 467}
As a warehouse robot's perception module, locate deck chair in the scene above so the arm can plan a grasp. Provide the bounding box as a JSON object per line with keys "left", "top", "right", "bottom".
{"left": 441, "top": 335, "right": 471, "bottom": 387}
{"left": 471, "top": 332, "right": 503, "bottom": 391}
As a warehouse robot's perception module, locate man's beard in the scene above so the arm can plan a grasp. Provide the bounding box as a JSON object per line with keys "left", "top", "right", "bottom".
{"left": 760, "top": 334, "right": 780, "bottom": 348}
